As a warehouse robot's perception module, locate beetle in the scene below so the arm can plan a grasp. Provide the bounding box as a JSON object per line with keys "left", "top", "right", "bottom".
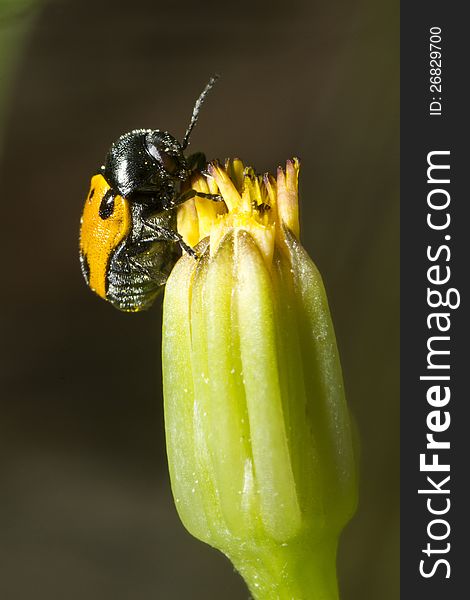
{"left": 79, "top": 75, "right": 221, "bottom": 312}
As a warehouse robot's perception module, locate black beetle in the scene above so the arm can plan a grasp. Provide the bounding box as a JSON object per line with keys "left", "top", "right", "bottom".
{"left": 79, "top": 76, "right": 221, "bottom": 312}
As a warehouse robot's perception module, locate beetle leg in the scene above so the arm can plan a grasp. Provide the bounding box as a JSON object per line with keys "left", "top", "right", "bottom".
{"left": 142, "top": 220, "right": 198, "bottom": 259}
{"left": 174, "top": 188, "right": 224, "bottom": 204}
{"left": 128, "top": 255, "right": 152, "bottom": 278}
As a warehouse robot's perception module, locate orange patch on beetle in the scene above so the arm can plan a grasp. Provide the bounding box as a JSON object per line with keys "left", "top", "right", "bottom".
{"left": 79, "top": 174, "right": 131, "bottom": 299}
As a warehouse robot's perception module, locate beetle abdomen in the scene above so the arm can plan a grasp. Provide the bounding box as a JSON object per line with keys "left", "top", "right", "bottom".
{"left": 106, "top": 239, "right": 180, "bottom": 312}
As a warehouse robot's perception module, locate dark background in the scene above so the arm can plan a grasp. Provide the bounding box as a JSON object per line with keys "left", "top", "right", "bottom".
{"left": 0, "top": 0, "right": 399, "bottom": 598}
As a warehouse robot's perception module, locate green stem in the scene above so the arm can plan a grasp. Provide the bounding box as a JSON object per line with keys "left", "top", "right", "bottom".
{"left": 228, "top": 535, "right": 339, "bottom": 600}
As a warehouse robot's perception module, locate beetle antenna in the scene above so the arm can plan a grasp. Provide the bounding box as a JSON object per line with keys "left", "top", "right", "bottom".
{"left": 182, "top": 74, "right": 219, "bottom": 150}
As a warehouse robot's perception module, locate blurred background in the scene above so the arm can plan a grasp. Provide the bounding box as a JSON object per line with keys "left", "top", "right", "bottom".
{"left": 0, "top": 0, "right": 399, "bottom": 598}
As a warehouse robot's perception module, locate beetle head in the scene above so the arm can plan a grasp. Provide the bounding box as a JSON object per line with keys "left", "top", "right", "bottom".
{"left": 145, "top": 130, "right": 189, "bottom": 181}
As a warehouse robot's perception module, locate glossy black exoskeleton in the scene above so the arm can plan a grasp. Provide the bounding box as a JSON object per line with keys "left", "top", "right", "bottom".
{"left": 79, "top": 75, "right": 221, "bottom": 312}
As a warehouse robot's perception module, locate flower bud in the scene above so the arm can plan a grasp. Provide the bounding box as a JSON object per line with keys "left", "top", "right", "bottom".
{"left": 162, "top": 159, "right": 357, "bottom": 599}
